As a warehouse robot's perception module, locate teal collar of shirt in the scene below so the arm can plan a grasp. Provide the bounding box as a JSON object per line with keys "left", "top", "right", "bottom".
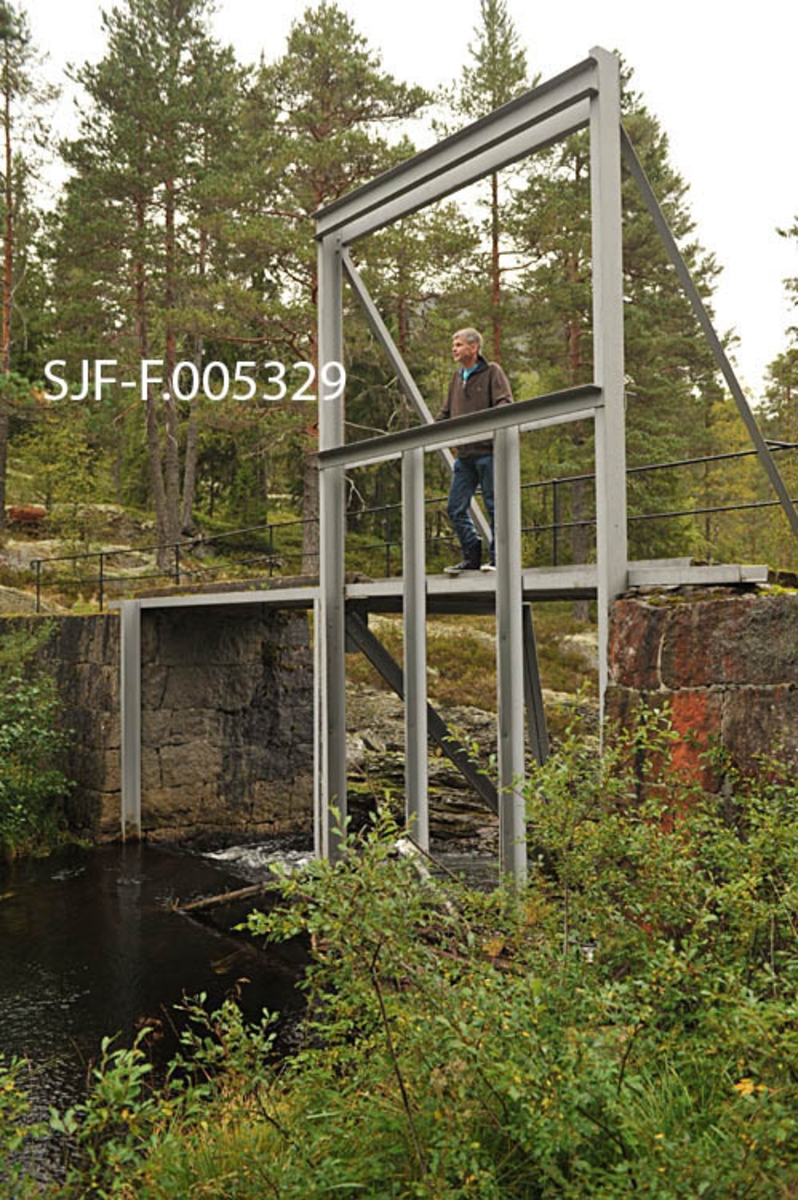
{"left": 461, "top": 358, "right": 484, "bottom": 382}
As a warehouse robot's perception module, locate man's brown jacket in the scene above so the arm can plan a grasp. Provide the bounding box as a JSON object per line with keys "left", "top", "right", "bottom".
{"left": 436, "top": 356, "right": 513, "bottom": 458}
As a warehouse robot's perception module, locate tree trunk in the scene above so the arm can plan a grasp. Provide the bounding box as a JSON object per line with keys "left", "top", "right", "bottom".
{"left": 180, "top": 223, "right": 208, "bottom": 534}
{"left": 0, "top": 410, "right": 7, "bottom": 531}
{"left": 137, "top": 280, "right": 171, "bottom": 562}
{"left": 133, "top": 127, "right": 170, "bottom": 566}
{"left": 491, "top": 171, "right": 501, "bottom": 364}
{"left": 0, "top": 44, "right": 12, "bottom": 533}
{"left": 302, "top": 286, "right": 321, "bottom": 573}
{"left": 180, "top": 336, "right": 202, "bottom": 533}
{"left": 162, "top": 171, "right": 181, "bottom": 547}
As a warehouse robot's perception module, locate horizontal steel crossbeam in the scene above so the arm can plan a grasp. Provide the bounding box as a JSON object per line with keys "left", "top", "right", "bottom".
{"left": 316, "top": 59, "right": 596, "bottom": 244}
{"left": 318, "top": 386, "right": 603, "bottom": 471}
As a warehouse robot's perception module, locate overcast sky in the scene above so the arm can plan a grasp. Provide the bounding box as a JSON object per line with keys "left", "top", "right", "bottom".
{"left": 23, "top": 0, "right": 798, "bottom": 398}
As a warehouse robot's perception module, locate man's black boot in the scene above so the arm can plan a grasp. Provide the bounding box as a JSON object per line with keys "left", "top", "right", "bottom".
{"left": 444, "top": 541, "right": 482, "bottom": 574}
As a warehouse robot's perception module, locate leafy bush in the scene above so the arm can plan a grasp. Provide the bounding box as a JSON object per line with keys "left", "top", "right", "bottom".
{"left": 0, "top": 1056, "right": 46, "bottom": 1195}
{"left": 38, "top": 716, "right": 798, "bottom": 1196}
{"left": 0, "top": 625, "right": 72, "bottom": 855}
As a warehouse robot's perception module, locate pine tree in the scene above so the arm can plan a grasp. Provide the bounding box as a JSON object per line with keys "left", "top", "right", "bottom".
{"left": 52, "top": 0, "right": 245, "bottom": 554}
{"left": 508, "top": 72, "right": 725, "bottom": 567}
{"left": 0, "top": 0, "right": 51, "bottom": 531}
{"left": 449, "top": 0, "right": 530, "bottom": 363}
{"left": 238, "top": 2, "right": 429, "bottom": 570}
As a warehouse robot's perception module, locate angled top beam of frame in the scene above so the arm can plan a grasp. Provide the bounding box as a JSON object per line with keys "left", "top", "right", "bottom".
{"left": 318, "top": 385, "right": 602, "bottom": 472}
{"left": 315, "top": 56, "right": 598, "bottom": 245}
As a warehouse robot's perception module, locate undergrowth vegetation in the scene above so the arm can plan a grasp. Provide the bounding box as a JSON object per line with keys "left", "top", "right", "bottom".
{"left": 347, "top": 606, "right": 596, "bottom": 710}
{"left": 0, "top": 624, "right": 72, "bottom": 857}
{"left": 3, "top": 713, "right": 796, "bottom": 1196}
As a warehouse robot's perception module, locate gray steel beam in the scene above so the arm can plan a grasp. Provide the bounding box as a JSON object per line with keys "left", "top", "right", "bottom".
{"left": 318, "top": 386, "right": 602, "bottom": 472}
{"left": 522, "top": 605, "right": 550, "bottom": 765}
{"left": 129, "top": 587, "right": 317, "bottom": 611}
{"left": 318, "top": 235, "right": 347, "bottom": 858}
{"left": 590, "top": 47, "right": 628, "bottom": 714}
{"left": 120, "top": 601, "right": 141, "bottom": 841}
{"left": 342, "top": 250, "right": 491, "bottom": 545}
{"left": 402, "top": 448, "right": 429, "bottom": 849}
{"left": 313, "top": 597, "right": 322, "bottom": 859}
{"left": 621, "top": 125, "right": 798, "bottom": 537}
{"left": 494, "top": 427, "right": 527, "bottom": 884}
{"left": 332, "top": 103, "right": 592, "bottom": 246}
{"left": 316, "top": 60, "right": 597, "bottom": 244}
{"left": 345, "top": 611, "right": 499, "bottom": 815}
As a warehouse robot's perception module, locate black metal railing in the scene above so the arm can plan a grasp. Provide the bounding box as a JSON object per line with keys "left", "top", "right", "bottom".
{"left": 30, "top": 441, "right": 798, "bottom": 611}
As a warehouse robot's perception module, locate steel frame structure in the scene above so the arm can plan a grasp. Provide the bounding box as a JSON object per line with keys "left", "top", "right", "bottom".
{"left": 314, "top": 46, "right": 798, "bottom": 881}
{"left": 112, "top": 49, "right": 794, "bottom": 881}
{"left": 316, "top": 48, "right": 626, "bottom": 880}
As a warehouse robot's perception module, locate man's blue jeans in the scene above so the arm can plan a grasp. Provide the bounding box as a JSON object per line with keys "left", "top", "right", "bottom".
{"left": 447, "top": 454, "right": 495, "bottom": 565}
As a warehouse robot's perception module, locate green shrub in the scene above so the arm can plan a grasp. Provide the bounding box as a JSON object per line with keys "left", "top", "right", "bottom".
{"left": 0, "top": 1056, "right": 46, "bottom": 1195}
{"left": 42, "top": 717, "right": 798, "bottom": 1196}
{"left": 0, "top": 625, "right": 73, "bottom": 855}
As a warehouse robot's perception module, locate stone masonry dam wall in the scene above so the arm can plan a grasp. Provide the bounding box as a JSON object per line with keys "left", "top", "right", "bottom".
{"left": 607, "top": 587, "right": 798, "bottom": 784}
{"left": 3, "top": 586, "right": 795, "bottom": 843}
{"left": 0, "top": 606, "right": 314, "bottom": 843}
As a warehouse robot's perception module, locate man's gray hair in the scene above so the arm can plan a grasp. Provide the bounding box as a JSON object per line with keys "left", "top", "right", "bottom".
{"left": 453, "top": 327, "right": 483, "bottom": 353}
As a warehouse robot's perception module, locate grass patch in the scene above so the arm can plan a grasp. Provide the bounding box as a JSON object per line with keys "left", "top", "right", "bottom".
{"left": 347, "top": 604, "right": 596, "bottom": 713}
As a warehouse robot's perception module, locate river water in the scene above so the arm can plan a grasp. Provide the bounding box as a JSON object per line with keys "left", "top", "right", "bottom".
{"left": 0, "top": 840, "right": 310, "bottom": 1184}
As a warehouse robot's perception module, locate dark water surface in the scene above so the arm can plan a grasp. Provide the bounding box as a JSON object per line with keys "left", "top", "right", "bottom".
{"left": 0, "top": 841, "right": 307, "bottom": 1182}
{"left": 0, "top": 839, "right": 495, "bottom": 1184}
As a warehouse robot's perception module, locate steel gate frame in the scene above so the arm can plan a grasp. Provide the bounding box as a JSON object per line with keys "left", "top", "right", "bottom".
{"left": 314, "top": 45, "right": 798, "bottom": 881}
{"left": 315, "top": 48, "right": 626, "bottom": 880}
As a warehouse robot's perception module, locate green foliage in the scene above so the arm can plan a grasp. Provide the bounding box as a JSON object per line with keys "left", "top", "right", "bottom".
{"left": 14, "top": 408, "right": 113, "bottom": 544}
{"left": 8, "top": 0, "right": 788, "bottom": 565}
{"left": 0, "top": 1055, "right": 46, "bottom": 1194}
{"left": 43, "top": 725, "right": 798, "bottom": 1195}
{"left": 47, "top": 1000, "right": 279, "bottom": 1197}
{"left": 0, "top": 622, "right": 72, "bottom": 855}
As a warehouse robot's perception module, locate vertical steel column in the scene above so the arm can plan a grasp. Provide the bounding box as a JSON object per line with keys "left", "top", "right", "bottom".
{"left": 318, "top": 234, "right": 347, "bottom": 858}
{"left": 494, "top": 427, "right": 527, "bottom": 884}
{"left": 402, "top": 447, "right": 429, "bottom": 849}
{"left": 590, "top": 47, "right": 627, "bottom": 713}
{"left": 120, "top": 600, "right": 141, "bottom": 840}
{"left": 312, "top": 596, "right": 322, "bottom": 859}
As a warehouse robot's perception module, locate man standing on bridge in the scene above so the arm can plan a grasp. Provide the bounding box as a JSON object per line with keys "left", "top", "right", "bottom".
{"left": 436, "top": 327, "right": 513, "bottom": 574}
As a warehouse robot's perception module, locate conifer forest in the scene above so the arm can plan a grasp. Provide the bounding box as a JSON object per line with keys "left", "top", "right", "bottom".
{"left": 1, "top": 0, "right": 796, "bottom": 584}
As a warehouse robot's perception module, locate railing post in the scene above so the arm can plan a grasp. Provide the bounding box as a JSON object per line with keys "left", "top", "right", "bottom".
{"left": 552, "top": 479, "right": 560, "bottom": 566}
{"left": 174, "top": 543, "right": 181, "bottom": 585}
{"left": 402, "top": 447, "right": 428, "bottom": 850}
{"left": 495, "top": 425, "right": 527, "bottom": 886}
{"left": 98, "top": 553, "right": 104, "bottom": 612}
{"left": 385, "top": 505, "right": 392, "bottom": 578}
{"left": 268, "top": 525, "right": 274, "bottom": 577}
